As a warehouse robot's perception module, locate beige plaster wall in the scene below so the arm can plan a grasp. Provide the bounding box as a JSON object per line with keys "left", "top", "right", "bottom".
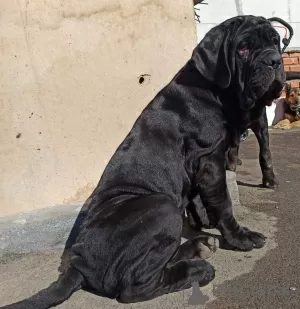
{"left": 0, "top": 0, "right": 196, "bottom": 217}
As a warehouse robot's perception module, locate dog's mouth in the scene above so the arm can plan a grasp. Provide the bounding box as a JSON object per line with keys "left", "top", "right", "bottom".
{"left": 248, "top": 77, "right": 284, "bottom": 108}
{"left": 264, "top": 83, "right": 284, "bottom": 104}
{"left": 289, "top": 101, "right": 300, "bottom": 110}
{"left": 264, "top": 70, "right": 285, "bottom": 96}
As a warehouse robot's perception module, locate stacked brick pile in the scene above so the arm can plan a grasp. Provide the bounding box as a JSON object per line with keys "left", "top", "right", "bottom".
{"left": 283, "top": 51, "right": 300, "bottom": 73}
{"left": 279, "top": 51, "right": 300, "bottom": 97}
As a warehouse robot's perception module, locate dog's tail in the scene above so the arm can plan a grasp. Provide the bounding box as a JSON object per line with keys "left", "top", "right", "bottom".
{"left": 0, "top": 267, "right": 84, "bottom": 309}
{"left": 286, "top": 71, "right": 300, "bottom": 80}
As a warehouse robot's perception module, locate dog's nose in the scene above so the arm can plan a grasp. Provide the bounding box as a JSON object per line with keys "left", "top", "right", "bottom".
{"left": 261, "top": 53, "right": 282, "bottom": 69}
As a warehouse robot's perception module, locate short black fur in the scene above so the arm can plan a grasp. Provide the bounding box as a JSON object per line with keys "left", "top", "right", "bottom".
{"left": 1, "top": 15, "right": 285, "bottom": 309}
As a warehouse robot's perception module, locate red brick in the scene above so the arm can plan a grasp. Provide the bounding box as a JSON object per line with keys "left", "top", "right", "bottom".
{"left": 290, "top": 80, "right": 300, "bottom": 88}
{"left": 283, "top": 57, "right": 298, "bottom": 65}
{"left": 289, "top": 52, "right": 300, "bottom": 57}
{"left": 282, "top": 53, "right": 289, "bottom": 58}
{"left": 285, "top": 65, "right": 291, "bottom": 71}
{"left": 283, "top": 58, "right": 292, "bottom": 65}
{"left": 290, "top": 65, "right": 300, "bottom": 72}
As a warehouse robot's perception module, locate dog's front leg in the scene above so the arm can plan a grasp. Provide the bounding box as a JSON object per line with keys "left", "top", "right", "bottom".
{"left": 225, "top": 129, "right": 245, "bottom": 172}
{"left": 250, "top": 110, "right": 279, "bottom": 188}
{"left": 225, "top": 145, "right": 241, "bottom": 171}
{"left": 196, "top": 148, "right": 266, "bottom": 251}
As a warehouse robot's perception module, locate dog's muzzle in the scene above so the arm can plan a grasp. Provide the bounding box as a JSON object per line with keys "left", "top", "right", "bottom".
{"left": 289, "top": 101, "right": 300, "bottom": 114}
{"left": 260, "top": 50, "right": 282, "bottom": 70}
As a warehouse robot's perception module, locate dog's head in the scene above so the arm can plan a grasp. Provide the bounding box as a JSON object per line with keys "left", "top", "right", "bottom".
{"left": 191, "top": 15, "right": 285, "bottom": 110}
{"left": 284, "top": 83, "right": 300, "bottom": 110}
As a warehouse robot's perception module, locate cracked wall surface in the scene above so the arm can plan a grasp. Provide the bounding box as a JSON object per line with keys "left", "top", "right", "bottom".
{"left": 0, "top": 0, "right": 196, "bottom": 216}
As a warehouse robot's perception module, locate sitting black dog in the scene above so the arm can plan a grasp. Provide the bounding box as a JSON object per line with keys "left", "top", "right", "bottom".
{"left": 1, "top": 15, "right": 285, "bottom": 309}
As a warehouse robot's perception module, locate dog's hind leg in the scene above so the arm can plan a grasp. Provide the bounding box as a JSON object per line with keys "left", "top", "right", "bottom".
{"left": 162, "top": 257, "right": 215, "bottom": 291}
{"left": 251, "top": 109, "right": 279, "bottom": 188}
{"left": 117, "top": 235, "right": 216, "bottom": 304}
{"left": 117, "top": 258, "right": 215, "bottom": 304}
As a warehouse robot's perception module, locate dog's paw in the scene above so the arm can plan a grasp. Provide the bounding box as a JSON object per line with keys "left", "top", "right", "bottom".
{"left": 226, "top": 160, "right": 237, "bottom": 172}
{"left": 262, "top": 173, "right": 279, "bottom": 189}
{"left": 273, "top": 119, "right": 290, "bottom": 129}
{"left": 224, "top": 227, "right": 266, "bottom": 251}
{"left": 198, "top": 262, "right": 215, "bottom": 287}
{"left": 194, "top": 236, "right": 218, "bottom": 259}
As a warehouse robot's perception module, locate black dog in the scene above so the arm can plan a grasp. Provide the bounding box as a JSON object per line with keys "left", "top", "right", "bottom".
{"left": 225, "top": 72, "right": 300, "bottom": 189}
{"left": 225, "top": 107, "right": 279, "bottom": 188}
{"left": 224, "top": 20, "right": 295, "bottom": 189}
{"left": 1, "top": 15, "right": 285, "bottom": 309}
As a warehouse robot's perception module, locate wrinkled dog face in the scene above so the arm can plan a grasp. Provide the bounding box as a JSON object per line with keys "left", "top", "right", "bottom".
{"left": 192, "top": 15, "right": 285, "bottom": 110}
{"left": 234, "top": 18, "right": 285, "bottom": 109}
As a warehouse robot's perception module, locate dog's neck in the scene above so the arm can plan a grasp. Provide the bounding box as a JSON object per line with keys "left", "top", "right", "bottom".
{"left": 220, "top": 90, "right": 266, "bottom": 131}
{"left": 173, "top": 61, "right": 268, "bottom": 132}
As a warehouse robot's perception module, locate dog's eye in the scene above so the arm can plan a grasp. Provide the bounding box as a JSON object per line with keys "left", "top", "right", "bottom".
{"left": 238, "top": 44, "right": 249, "bottom": 57}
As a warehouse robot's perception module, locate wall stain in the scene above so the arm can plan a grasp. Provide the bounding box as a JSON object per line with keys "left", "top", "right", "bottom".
{"left": 60, "top": 0, "right": 181, "bottom": 24}
{"left": 63, "top": 183, "right": 96, "bottom": 204}
{"left": 14, "top": 1, "right": 186, "bottom": 31}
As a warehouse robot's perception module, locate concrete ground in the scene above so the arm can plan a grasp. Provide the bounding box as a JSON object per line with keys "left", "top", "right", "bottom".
{"left": 206, "top": 128, "right": 300, "bottom": 309}
{"left": 1, "top": 129, "right": 300, "bottom": 309}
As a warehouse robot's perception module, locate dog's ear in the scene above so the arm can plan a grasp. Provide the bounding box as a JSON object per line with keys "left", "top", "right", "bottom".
{"left": 191, "top": 24, "right": 233, "bottom": 89}
{"left": 284, "top": 82, "right": 291, "bottom": 94}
